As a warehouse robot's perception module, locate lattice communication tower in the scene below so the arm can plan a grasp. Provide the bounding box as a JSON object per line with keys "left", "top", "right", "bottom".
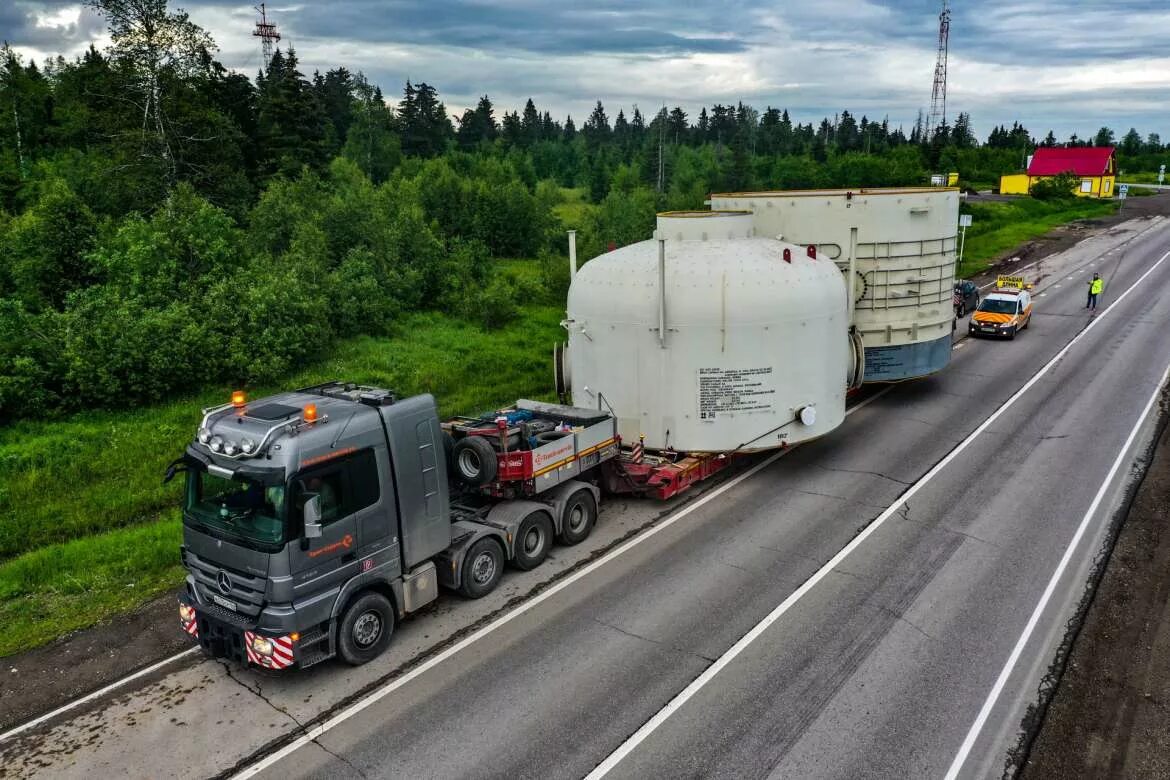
{"left": 927, "top": 0, "right": 951, "bottom": 138}
{"left": 253, "top": 4, "right": 281, "bottom": 70}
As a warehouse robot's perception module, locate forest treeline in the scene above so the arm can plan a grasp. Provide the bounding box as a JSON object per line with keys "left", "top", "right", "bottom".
{"left": 0, "top": 1, "right": 1163, "bottom": 419}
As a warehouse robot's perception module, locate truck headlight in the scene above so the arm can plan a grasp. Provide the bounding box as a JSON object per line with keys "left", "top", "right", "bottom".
{"left": 224, "top": 441, "right": 239, "bottom": 456}
{"left": 241, "top": 437, "right": 257, "bottom": 454}
{"left": 210, "top": 436, "right": 224, "bottom": 453}
{"left": 250, "top": 635, "right": 274, "bottom": 656}
{"left": 198, "top": 428, "right": 212, "bottom": 444}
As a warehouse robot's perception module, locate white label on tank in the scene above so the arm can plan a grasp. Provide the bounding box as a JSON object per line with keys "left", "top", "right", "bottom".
{"left": 697, "top": 367, "right": 776, "bottom": 421}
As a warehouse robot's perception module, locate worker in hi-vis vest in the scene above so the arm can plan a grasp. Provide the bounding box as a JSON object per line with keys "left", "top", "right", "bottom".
{"left": 1086, "top": 273, "right": 1103, "bottom": 311}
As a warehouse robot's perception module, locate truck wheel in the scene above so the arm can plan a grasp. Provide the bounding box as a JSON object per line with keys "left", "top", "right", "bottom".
{"left": 558, "top": 490, "right": 597, "bottom": 545}
{"left": 452, "top": 436, "right": 498, "bottom": 486}
{"left": 337, "top": 591, "right": 395, "bottom": 666}
{"left": 459, "top": 537, "right": 504, "bottom": 598}
{"left": 511, "top": 510, "right": 553, "bottom": 570}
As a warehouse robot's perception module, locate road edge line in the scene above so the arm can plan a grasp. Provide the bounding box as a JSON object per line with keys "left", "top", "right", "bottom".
{"left": 942, "top": 361, "right": 1170, "bottom": 778}
{"left": 0, "top": 646, "right": 200, "bottom": 743}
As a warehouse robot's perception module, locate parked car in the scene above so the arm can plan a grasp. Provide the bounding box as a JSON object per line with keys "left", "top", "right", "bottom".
{"left": 953, "top": 280, "right": 980, "bottom": 317}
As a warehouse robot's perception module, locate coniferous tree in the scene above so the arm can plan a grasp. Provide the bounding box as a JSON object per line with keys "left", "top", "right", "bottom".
{"left": 257, "top": 48, "right": 329, "bottom": 178}
{"left": 520, "top": 98, "right": 541, "bottom": 146}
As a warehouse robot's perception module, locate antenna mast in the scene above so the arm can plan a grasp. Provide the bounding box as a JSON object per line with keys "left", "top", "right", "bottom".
{"left": 927, "top": 0, "right": 951, "bottom": 139}
{"left": 253, "top": 3, "right": 281, "bottom": 71}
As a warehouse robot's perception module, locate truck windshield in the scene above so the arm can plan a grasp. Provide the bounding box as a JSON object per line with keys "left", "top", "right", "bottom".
{"left": 979, "top": 298, "right": 1018, "bottom": 314}
{"left": 184, "top": 469, "right": 286, "bottom": 549}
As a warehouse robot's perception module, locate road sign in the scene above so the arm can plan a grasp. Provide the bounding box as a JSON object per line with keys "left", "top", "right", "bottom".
{"left": 1120, "top": 184, "right": 1129, "bottom": 193}
{"left": 959, "top": 214, "right": 972, "bottom": 228}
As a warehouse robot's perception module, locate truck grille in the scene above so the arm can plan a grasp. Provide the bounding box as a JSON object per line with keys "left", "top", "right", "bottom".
{"left": 186, "top": 552, "right": 266, "bottom": 617}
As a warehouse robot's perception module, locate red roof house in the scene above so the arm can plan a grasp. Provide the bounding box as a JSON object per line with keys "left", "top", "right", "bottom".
{"left": 1027, "top": 146, "right": 1116, "bottom": 177}
{"left": 999, "top": 146, "right": 1117, "bottom": 197}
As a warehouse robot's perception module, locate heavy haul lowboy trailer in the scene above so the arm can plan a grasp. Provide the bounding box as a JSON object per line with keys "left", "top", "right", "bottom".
{"left": 173, "top": 383, "right": 739, "bottom": 671}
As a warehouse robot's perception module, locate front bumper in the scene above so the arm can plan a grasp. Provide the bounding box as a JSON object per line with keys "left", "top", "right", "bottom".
{"left": 969, "top": 322, "right": 1015, "bottom": 337}
{"left": 178, "top": 594, "right": 296, "bottom": 670}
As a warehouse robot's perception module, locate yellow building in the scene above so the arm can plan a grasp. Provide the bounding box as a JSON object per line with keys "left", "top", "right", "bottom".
{"left": 999, "top": 146, "right": 1117, "bottom": 198}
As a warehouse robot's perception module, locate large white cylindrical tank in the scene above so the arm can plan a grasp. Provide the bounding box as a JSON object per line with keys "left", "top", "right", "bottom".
{"left": 710, "top": 189, "right": 959, "bottom": 382}
{"left": 566, "top": 211, "right": 849, "bottom": 453}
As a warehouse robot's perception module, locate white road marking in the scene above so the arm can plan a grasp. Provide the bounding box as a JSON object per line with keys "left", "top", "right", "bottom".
{"left": 0, "top": 647, "right": 200, "bottom": 743}
{"left": 1054, "top": 283, "right": 1061, "bottom": 288}
{"left": 953, "top": 342, "right": 966, "bottom": 350}
{"left": 943, "top": 357, "right": 1170, "bottom": 780}
{"left": 226, "top": 390, "right": 894, "bottom": 779}
{"left": 1039, "top": 293, "right": 1047, "bottom": 297}
{"left": 584, "top": 248, "right": 1170, "bottom": 779}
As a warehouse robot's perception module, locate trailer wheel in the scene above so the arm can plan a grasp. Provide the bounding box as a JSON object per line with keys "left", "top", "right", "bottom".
{"left": 511, "top": 510, "right": 554, "bottom": 570}
{"left": 558, "top": 490, "right": 597, "bottom": 545}
{"left": 452, "top": 435, "right": 498, "bottom": 486}
{"left": 337, "top": 591, "right": 395, "bottom": 666}
{"left": 459, "top": 537, "right": 504, "bottom": 598}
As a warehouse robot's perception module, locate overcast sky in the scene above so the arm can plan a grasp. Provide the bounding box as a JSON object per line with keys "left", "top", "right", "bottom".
{"left": 5, "top": 0, "right": 1169, "bottom": 142}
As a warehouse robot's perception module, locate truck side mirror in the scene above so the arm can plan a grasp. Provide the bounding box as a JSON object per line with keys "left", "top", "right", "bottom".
{"left": 303, "top": 494, "right": 323, "bottom": 539}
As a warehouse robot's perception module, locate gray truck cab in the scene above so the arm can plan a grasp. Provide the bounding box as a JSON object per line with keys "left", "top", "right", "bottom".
{"left": 174, "top": 381, "right": 611, "bottom": 670}
{"left": 176, "top": 382, "right": 456, "bottom": 668}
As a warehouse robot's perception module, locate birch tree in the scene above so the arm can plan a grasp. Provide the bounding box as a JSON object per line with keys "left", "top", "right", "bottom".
{"left": 85, "top": 0, "right": 214, "bottom": 178}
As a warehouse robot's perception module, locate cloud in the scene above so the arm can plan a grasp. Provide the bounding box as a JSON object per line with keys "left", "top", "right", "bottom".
{"left": 4, "top": 0, "right": 1169, "bottom": 141}
{"left": 3, "top": 2, "right": 105, "bottom": 52}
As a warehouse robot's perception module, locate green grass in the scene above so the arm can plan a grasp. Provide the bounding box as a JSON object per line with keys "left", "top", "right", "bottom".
{"left": 0, "top": 304, "right": 565, "bottom": 657}
{"left": 956, "top": 196, "right": 1118, "bottom": 278}
{"left": 1116, "top": 171, "right": 1163, "bottom": 184}
{"left": 552, "top": 187, "right": 597, "bottom": 229}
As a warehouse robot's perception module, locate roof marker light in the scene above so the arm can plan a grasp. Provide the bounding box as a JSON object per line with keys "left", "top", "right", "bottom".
{"left": 807, "top": 245, "right": 817, "bottom": 259}
{"left": 231, "top": 390, "right": 246, "bottom": 408}
{"left": 783, "top": 248, "right": 792, "bottom": 263}
{"left": 303, "top": 403, "right": 318, "bottom": 423}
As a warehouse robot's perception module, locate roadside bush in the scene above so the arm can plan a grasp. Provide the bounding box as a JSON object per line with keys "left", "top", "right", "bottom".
{"left": 1031, "top": 172, "right": 1080, "bottom": 201}
{"left": 59, "top": 287, "right": 209, "bottom": 407}
{"left": 473, "top": 271, "right": 541, "bottom": 331}
{"left": 0, "top": 299, "right": 58, "bottom": 420}
{"left": 327, "top": 248, "right": 397, "bottom": 337}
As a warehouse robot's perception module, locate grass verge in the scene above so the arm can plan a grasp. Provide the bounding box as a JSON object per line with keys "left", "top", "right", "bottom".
{"left": 957, "top": 197, "right": 1117, "bottom": 278}
{"left": 0, "top": 304, "right": 564, "bottom": 657}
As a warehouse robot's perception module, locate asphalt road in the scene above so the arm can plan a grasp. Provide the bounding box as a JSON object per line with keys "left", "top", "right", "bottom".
{"left": 241, "top": 219, "right": 1170, "bottom": 779}
{"left": 3, "top": 215, "right": 1169, "bottom": 780}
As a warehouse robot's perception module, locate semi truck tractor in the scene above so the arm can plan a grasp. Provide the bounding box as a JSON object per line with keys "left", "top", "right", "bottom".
{"left": 172, "top": 382, "right": 618, "bottom": 669}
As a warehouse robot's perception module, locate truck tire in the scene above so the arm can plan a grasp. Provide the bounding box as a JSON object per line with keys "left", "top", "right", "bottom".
{"left": 452, "top": 435, "right": 498, "bottom": 486}
{"left": 511, "top": 510, "right": 554, "bottom": 570}
{"left": 337, "top": 591, "right": 395, "bottom": 666}
{"left": 536, "top": 430, "right": 571, "bottom": 444}
{"left": 558, "top": 490, "right": 597, "bottom": 545}
{"left": 459, "top": 537, "right": 504, "bottom": 598}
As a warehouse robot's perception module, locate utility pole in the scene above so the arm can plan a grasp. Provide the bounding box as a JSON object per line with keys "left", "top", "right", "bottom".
{"left": 927, "top": 0, "right": 951, "bottom": 139}
{"left": 253, "top": 4, "right": 281, "bottom": 72}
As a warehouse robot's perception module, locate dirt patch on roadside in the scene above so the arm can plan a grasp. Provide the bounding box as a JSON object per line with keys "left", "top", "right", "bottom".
{"left": 1020, "top": 404, "right": 1170, "bottom": 778}
{"left": 0, "top": 591, "right": 190, "bottom": 733}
